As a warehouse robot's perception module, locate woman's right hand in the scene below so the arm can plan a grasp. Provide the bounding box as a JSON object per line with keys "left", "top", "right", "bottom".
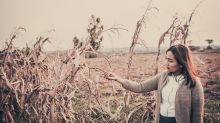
{"left": 104, "top": 72, "right": 123, "bottom": 83}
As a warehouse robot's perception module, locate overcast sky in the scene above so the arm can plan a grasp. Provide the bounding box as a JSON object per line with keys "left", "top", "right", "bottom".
{"left": 0, "top": 0, "right": 219, "bottom": 51}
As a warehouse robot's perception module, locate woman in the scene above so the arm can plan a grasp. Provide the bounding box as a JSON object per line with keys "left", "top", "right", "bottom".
{"left": 105, "top": 44, "right": 204, "bottom": 123}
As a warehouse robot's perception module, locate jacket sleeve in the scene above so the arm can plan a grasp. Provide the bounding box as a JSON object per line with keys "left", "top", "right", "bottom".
{"left": 191, "top": 77, "right": 204, "bottom": 123}
{"left": 121, "top": 71, "right": 166, "bottom": 93}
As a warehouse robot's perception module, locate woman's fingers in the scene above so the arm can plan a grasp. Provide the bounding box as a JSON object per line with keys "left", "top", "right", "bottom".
{"left": 104, "top": 72, "right": 111, "bottom": 79}
{"left": 104, "top": 72, "right": 116, "bottom": 80}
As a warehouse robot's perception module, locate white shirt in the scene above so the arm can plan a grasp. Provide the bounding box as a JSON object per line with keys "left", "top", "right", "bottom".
{"left": 160, "top": 74, "right": 185, "bottom": 117}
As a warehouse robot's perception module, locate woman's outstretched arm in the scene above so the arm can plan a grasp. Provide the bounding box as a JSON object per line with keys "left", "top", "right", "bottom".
{"left": 105, "top": 71, "right": 167, "bottom": 93}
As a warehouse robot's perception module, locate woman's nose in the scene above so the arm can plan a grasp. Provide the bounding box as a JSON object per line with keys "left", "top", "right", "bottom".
{"left": 165, "top": 60, "right": 169, "bottom": 66}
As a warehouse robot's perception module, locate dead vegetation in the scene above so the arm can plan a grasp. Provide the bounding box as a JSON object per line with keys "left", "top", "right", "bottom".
{"left": 0, "top": 1, "right": 219, "bottom": 122}
{"left": 0, "top": 15, "right": 152, "bottom": 123}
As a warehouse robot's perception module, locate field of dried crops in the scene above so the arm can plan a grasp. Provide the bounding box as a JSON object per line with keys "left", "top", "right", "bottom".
{"left": 1, "top": 16, "right": 220, "bottom": 123}
{"left": 1, "top": 38, "right": 219, "bottom": 123}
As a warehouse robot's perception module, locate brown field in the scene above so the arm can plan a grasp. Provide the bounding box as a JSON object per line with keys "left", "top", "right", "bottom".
{"left": 87, "top": 51, "right": 220, "bottom": 122}
{"left": 1, "top": 1, "right": 220, "bottom": 122}
{"left": 1, "top": 42, "right": 220, "bottom": 123}
{"left": 90, "top": 52, "right": 220, "bottom": 85}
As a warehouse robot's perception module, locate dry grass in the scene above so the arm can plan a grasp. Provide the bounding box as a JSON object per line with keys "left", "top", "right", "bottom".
{"left": 1, "top": 1, "right": 219, "bottom": 122}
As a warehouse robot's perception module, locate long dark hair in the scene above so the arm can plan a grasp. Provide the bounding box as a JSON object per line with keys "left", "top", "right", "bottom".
{"left": 166, "top": 44, "right": 197, "bottom": 88}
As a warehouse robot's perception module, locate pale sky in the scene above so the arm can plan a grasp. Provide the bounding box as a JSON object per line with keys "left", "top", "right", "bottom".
{"left": 0, "top": 0, "right": 220, "bottom": 51}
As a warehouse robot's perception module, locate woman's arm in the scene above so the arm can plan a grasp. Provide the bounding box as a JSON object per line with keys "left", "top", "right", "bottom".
{"left": 191, "top": 77, "right": 204, "bottom": 123}
{"left": 106, "top": 71, "right": 166, "bottom": 93}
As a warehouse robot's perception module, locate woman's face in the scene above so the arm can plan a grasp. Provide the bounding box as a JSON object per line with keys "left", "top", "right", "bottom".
{"left": 165, "top": 51, "right": 181, "bottom": 74}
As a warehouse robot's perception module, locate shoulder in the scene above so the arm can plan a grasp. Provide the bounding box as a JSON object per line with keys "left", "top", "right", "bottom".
{"left": 194, "top": 76, "right": 203, "bottom": 89}
{"left": 192, "top": 76, "right": 204, "bottom": 96}
{"left": 154, "top": 70, "right": 169, "bottom": 82}
{"left": 157, "top": 70, "right": 169, "bottom": 79}
{"left": 191, "top": 76, "right": 204, "bottom": 107}
{"left": 157, "top": 70, "right": 169, "bottom": 77}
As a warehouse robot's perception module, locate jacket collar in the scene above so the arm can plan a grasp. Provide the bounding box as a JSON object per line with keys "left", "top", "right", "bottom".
{"left": 161, "top": 71, "right": 187, "bottom": 88}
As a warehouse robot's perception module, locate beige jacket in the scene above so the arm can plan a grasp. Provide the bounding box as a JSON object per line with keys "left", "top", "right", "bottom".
{"left": 121, "top": 71, "right": 204, "bottom": 123}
